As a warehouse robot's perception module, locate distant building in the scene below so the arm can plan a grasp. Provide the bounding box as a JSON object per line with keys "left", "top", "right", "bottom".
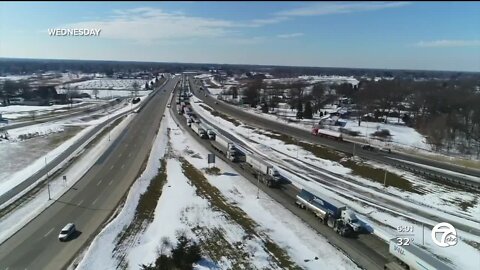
{"left": 9, "top": 97, "right": 25, "bottom": 105}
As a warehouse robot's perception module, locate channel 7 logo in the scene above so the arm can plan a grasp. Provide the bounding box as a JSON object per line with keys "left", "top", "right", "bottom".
{"left": 431, "top": 222, "right": 458, "bottom": 247}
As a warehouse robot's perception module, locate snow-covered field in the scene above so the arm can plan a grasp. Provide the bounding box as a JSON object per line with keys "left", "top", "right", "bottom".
{"left": 74, "top": 110, "right": 360, "bottom": 270}
{"left": 0, "top": 95, "right": 149, "bottom": 198}
{"left": 65, "top": 79, "right": 150, "bottom": 90}
{"left": 264, "top": 75, "right": 359, "bottom": 86}
{"left": 0, "top": 102, "right": 90, "bottom": 120}
{"left": 190, "top": 97, "right": 480, "bottom": 270}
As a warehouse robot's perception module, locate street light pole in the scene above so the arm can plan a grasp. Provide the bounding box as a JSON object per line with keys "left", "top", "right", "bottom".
{"left": 256, "top": 177, "right": 260, "bottom": 199}
{"left": 45, "top": 157, "right": 51, "bottom": 200}
{"left": 383, "top": 171, "right": 387, "bottom": 187}
{"left": 108, "top": 110, "right": 111, "bottom": 141}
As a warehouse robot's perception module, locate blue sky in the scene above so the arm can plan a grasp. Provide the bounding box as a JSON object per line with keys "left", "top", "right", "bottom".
{"left": 1, "top": 1, "right": 479, "bottom": 72}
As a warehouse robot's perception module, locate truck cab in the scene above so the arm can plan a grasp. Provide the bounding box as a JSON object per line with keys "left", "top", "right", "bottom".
{"left": 207, "top": 130, "right": 216, "bottom": 140}
{"left": 341, "top": 209, "right": 362, "bottom": 232}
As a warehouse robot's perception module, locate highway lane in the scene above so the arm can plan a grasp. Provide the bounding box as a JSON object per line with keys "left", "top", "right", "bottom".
{"left": 187, "top": 77, "right": 480, "bottom": 190}
{"left": 0, "top": 76, "right": 180, "bottom": 270}
{"left": 170, "top": 89, "right": 392, "bottom": 270}
{"left": 0, "top": 80, "right": 168, "bottom": 206}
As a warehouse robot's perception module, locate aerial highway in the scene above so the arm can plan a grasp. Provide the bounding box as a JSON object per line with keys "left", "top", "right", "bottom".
{"left": 0, "top": 76, "right": 180, "bottom": 270}
{"left": 187, "top": 76, "right": 480, "bottom": 191}
{"left": 170, "top": 86, "right": 393, "bottom": 270}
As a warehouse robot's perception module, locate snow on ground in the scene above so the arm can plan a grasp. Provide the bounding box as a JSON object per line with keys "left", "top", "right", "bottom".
{"left": 297, "top": 75, "right": 359, "bottom": 86}
{"left": 190, "top": 98, "right": 480, "bottom": 270}
{"left": 58, "top": 89, "right": 152, "bottom": 99}
{"left": 75, "top": 110, "right": 359, "bottom": 270}
{"left": 75, "top": 113, "right": 169, "bottom": 270}
{"left": 191, "top": 97, "right": 480, "bottom": 221}
{"left": 206, "top": 87, "right": 224, "bottom": 95}
{"left": 1, "top": 122, "right": 65, "bottom": 142}
{"left": 341, "top": 119, "right": 431, "bottom": 150}
{"left": 228, "top": 101, "right": 431, "bottom": 151}
{"left": 0, "top": 95, "right": 149, "bottom": 197}
{"left": 0, "top": 102, "right": 89, "bottom": 120}
{"left": 0, "top": 113, "right": 135, "bottom": 244}
{"left": 65, "top": 79, "right": 150, "bottom": 90}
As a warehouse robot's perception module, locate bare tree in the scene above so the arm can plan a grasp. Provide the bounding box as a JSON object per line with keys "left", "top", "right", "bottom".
{"left": 29, "top": 110, "right": 36, "bottom": 120}
{"left": 132, "top": 81, "right": 140, "bottom": 98}
{"left": 92, "top": 89, "right": 100, "bottom": 99}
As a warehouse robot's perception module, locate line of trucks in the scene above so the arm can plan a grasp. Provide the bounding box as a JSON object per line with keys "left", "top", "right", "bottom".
{"left": 175, "top": 81, "right": 454, "bottom": 270}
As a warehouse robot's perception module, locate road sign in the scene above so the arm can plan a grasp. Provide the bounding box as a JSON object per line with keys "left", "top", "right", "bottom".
{"left": 208, "top": 154, "right": 215, "bottom": 164}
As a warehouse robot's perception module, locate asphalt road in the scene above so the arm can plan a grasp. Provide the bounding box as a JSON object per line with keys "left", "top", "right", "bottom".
{"left": 170, "top": 89, "right": 393, "bottom": 270}
{"left": 0, "top": 76, "right": 179, "bottom": 270}
{"left": 187, "top": 77, "right": 480, "bottom": 190}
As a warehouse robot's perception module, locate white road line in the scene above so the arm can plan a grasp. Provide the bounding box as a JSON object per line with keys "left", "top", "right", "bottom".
{"left": 97, "top": 180, "right": 103, "bottom": 186}
{"left": 108, "top": 180, "right": 113, "bottom": 186}
{"left": 78, "top": 200, "right": 84, "bottom": 206}
{"left": 44, "top": 228, "right": 54, "bottom": 238}
{"left": 92, "top": 198, "right": 98, "bottom": 206}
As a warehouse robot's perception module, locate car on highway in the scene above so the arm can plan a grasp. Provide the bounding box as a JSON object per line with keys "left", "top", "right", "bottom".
{"left": 361, "top": 144, "right": 377, "bottom": 151}
{"left": 380, "top": 147, "right": 392, "bottom": 153}
{"left": 58, "top": 223, "right": 76, "bottom": 241}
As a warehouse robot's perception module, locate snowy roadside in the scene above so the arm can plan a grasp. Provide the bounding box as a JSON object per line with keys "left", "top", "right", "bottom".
{"left": 210, "top": 96, "right": 479, "bottom": 165}
{"left": 72, "top": 106, "right": 169, "bottom": 270}
{"left": 0, "top": 94, "right": 149, "bottom": 198}
{"left": 0, "top": 112, "right": 135, "bottom": 244}
{"left": 190, "top": 98, "right": 480, "bottom": 270}
{"left": 191, "top": 97, "right": 480, "bottom": 220}
{"left": 73, "top": 110, "right": 360, "bottom": 270}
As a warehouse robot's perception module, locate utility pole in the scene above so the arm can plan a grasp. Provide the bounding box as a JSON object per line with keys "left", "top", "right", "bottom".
{"left": 108, "top": 110, "right": 111, "bottom": 141}
{"left": 45, "top": 157, "right": 51, "bottom": 200}
{"left": 383, "top": 171, "right": 387, "bottom": 187}
{"left": 256, "top": 178, "right": 260, "bottom": 199}
{"left": 296, "top": 138, "right": 299, "bottom": 159}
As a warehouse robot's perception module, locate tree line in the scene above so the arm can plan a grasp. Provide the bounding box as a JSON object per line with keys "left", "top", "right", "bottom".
{"left": 239, "top": 76, "right": 480, "bottom": 156}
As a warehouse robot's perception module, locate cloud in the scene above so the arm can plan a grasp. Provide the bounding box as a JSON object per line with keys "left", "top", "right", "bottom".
{"left": 414, "top": 40, "right": 480, "bottom": 47}
{"left": 277, "top": 32, "right": 304, "bottom": 39}
{"left": 248, "top": 16, "right": 289, "bottom": 27}
{"left": 276, "top": 1, "right": 410, "bottom": 17}
{"left": 64, "top": 7, "right": 236, "bottom": 42}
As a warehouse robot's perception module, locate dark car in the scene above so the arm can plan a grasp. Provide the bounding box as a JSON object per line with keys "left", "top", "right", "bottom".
{"left": 361, "top": 144, "right": 377, "bottom": 151}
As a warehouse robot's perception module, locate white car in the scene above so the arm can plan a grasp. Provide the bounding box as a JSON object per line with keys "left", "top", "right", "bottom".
{"left": 58, "top": 223, "right": 76, "bottom": 241}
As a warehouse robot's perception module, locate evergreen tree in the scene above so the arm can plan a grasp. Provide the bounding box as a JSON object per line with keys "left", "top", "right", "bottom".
{"left": 304, "top": 101, "right": 313, "bottom": 119}
{"left": 296, "top": 101, "right": 303, "bottom": 119}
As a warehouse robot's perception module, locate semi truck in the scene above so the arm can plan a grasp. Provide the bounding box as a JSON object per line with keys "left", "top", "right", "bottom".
{"left": 385, "top": 238, "right": 454, "bottom": 270}
{"left": 244, "top": 154, "right": 281, "bottom": 187}
{"left": 311, "top": 126, "right": 343, "bottom": 141}
{"left": 191, "top": 122, "right": 208, "bottom": 139}
{"left": 211, "top": 134, "right": 237, "bottom": 161}
{"left": 201, "top": 123, "right": 216, "bottom": 140}
{"left": 295, "top": 188, "right": 362, "bottom": 236}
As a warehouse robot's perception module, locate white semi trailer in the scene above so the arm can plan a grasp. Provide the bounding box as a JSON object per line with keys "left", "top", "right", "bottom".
{"left": 191, "top": 122, "right": 207, "bottom": 139}
{"left": 244, "top": 154, "right": 281, "bottom": 187}
{"left": 386, "top": 238, "right": 454, "bottom": 270}
{"left": 211, "top": 134, "right": 237, "bottom": 161}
